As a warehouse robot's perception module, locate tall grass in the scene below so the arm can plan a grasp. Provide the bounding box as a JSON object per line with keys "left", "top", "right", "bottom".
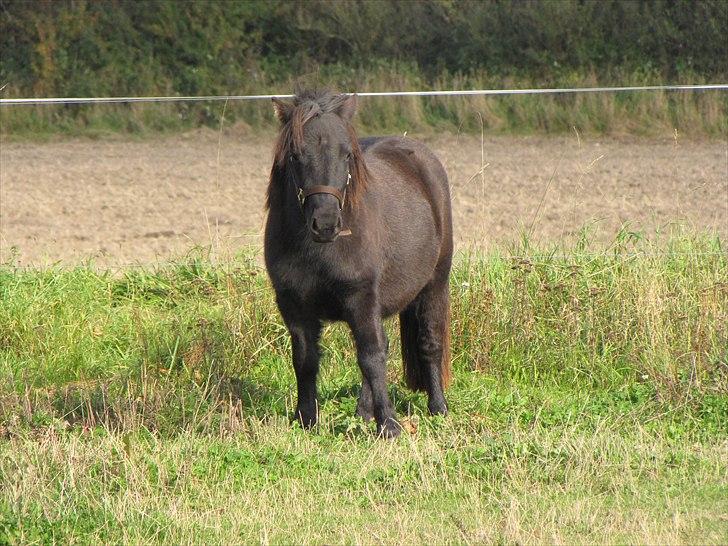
{"left": 1, "top": 233, "right": 725, "bottom": 424}
{"left": 1, "top": 233, "right": 726, "bottom": 543}
{"left": 2, "top": 67, "right": 726, "bottom": 139}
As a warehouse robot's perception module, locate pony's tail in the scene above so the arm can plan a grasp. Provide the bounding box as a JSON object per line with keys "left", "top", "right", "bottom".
{"left": 400, "top": 295, "right": 452, "bottom": 392}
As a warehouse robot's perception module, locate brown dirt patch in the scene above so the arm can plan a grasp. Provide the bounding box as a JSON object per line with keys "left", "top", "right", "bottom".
{"left": 1, "top": 131, "right": 726, "bottom": 266}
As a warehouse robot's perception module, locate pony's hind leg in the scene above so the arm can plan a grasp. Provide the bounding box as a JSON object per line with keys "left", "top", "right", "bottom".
{"left": 401, "top": 277, "right": 451, "bottom": 416}
{"left": 355, "top": 381, "right": 374, "bottom": 421}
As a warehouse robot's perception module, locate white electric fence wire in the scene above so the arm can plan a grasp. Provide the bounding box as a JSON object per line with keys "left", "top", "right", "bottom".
{"left": 1, "top": 84, "right": 727, "bottom": 106}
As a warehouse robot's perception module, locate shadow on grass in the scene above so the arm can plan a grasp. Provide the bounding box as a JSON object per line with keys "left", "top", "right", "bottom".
{"left": 0, "top": 372, "right": 286, "bottom": 438}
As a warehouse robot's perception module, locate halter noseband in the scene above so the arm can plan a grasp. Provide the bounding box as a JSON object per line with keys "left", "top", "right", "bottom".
{"left": 297, "top": 171, "right": 351, "bottom": 210}
{"left": 294, "top": 170, "right": 353, "bottom": 237}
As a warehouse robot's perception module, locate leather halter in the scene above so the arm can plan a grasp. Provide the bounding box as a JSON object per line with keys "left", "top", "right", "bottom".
{"left": 295, "top": 170, "right": 353, "bottom": 237}
{"left": 296, "top": 171, "right": 351, "bottom": 210}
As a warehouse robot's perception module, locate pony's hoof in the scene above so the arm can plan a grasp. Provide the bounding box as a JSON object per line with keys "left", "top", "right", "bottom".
{"left": 355, "top": 404, "right": 375, "bottom": 422}
{"left": 294, "top": 407, "right": 317, "bottom": 429}
{"left": 428, "top": 401, "right": 448, "bottom": 417}
{"left": 377, "top": 418, "right": 402, "bottom": 439}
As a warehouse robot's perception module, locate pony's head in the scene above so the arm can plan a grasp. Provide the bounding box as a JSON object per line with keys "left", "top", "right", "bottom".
{"left": 268, "top": 89, "right": 368, "bottom": 243}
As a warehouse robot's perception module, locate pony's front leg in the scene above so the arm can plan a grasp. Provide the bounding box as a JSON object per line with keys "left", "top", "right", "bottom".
{"left": 279, "top": 304, "right": 322, "bottom": 428}
{"left": 349, "top": 313, "right": 401, "bottom": 438}
{"left": 355, "top": 325, "right": 388, "bottom": 422}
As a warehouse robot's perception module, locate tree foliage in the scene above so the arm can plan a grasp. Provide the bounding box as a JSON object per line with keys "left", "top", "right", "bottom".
{"left": 1, "top": 0, "right": 726, "bottom": 99}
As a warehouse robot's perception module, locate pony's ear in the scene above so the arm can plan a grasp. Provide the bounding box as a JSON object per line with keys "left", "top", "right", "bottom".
{"left": 272, "top": 98, "right": 293, "bottom": 124}
{"left": 335, "top": 94, "right": 358, "bottom": 122}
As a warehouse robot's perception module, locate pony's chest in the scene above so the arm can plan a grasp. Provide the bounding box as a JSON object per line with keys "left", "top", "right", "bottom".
{"left": 268, "top": 256, "right": 353, "bottom": 320}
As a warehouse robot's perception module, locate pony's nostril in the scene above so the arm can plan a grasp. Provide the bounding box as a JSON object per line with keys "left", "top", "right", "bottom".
{"left": 311, "top": 218, "right": 320, "bottom": 233}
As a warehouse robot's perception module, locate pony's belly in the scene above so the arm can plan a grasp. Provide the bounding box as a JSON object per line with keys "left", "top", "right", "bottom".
{"left": 370, "top": 183, "right": 444, "bottom": 317}
{"left": 379, "top": 248, "right": 439, "bottom": 316}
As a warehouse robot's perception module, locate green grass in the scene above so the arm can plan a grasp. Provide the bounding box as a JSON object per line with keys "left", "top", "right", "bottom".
{"left": 1, "top": 233, "right": 727, "bottom": 544}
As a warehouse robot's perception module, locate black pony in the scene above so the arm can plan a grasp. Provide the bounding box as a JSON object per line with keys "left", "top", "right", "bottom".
{"left": 264, "top": 89, "right": 453, "bottom": 438}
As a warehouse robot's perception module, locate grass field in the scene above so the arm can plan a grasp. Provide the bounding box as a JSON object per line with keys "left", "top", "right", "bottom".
{"left": 1, "top": 232, "right": 727, "bottom": 544}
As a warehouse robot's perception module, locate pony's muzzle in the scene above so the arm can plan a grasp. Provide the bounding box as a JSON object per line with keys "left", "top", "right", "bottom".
{"left": 310, "top": 213, "right": 343, "bottom": 243}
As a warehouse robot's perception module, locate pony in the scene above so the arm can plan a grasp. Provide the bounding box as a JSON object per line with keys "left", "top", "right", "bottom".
{"left": 264, "top": 89, "right": 453, "bottom": 438}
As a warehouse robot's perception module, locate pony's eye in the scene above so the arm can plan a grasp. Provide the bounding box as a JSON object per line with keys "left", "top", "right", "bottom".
{"left": 289, "top": 154, "right": 299, "bottom": 163}
{"left": 345, "top": 152, "right": 353, "bottom": 161}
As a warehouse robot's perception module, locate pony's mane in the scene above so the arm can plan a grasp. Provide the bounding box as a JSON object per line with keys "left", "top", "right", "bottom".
{"left": 266, "top": 89, "right": 369, "bottom": 211}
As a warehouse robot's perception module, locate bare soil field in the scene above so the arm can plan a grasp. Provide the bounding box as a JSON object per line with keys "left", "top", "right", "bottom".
{"left": 1, "top": 131, "right": 726, "bottom": 266}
